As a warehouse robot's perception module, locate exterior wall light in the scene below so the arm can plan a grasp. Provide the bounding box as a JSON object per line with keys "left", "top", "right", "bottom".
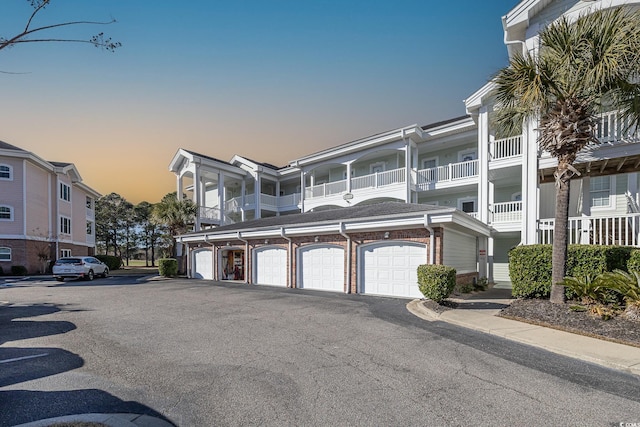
{"left": 383, "top": 232, "right": 390, "bottom": 239}
{"left": 314, "top": 236, "right": 320, "bottom": 242}
{"left": 264, "top": 239, "right": 269, "bottom": 245}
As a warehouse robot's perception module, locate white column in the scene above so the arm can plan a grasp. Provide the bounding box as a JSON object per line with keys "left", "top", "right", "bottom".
{"left": 405, "top": 140, "right": 412, "bottom": 203}
{"left": 218, "top": 171, "right": 225, "bottom": 224}
{"left": 488, "top": 237, "right": 494, "bottom": 283}
{"left": 478, "top": 107, "right": 490, "bottom": 224}
{"left": 300, "top": 170, "right": 305, "bottom": 212}
{"left": 580, "top": 176, "right": 591, "bottom": 244}
{"left": 194, "top": 167, "right": 202, "bottom": 230}
{"left": 522, "top": 117, "right": 539, "bottom": 244}
{"left": 346, "top": 162, "right": 352, "bottom": 192}
{"left": 488, "top": 181, "right": 495, "bottom": 224}
{"left": 177, "top": 174, "right": 183, "bottom": 200}
{"left": 241, "top": 180, "right": 246, "bottom": 221}
{"left": 255, "top": 172, "right": 262, "bottom": 219}
{"left": 275, "top": 180, "right": 281, "bottom": 216}
{"left": 478, "top": 236, "right": 488, "bottom": 280}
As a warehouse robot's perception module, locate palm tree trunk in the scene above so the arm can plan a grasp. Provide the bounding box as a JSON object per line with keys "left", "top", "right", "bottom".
{"left": 551, "top": 163, "right": 571, "bottom": 304}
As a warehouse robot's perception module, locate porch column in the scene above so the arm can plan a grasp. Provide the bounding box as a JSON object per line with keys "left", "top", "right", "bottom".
{"left": 404, "top": 139, "right": 412, "bottom": 203}
{"left": 275, "top": 180, "right": 281, "bottom": 216}
{"left": 478, "top": 236, "right": 488, "bottom": 280}
{"left": 255, "top": 172, "right": 262, "bottom": 219}
{"left": 300, "top": 170, "right": 305, "bottom": 212}
{"left": 241, "top": 180, "right": 246, "bottom": 222}
{"left": 346, "top": 162, "right": 352, "bottom": 192}
{"left": 218, "top": 171, "right": 225, "bottom": 224}
{"left": 412, "top": 144, "right": 419, "bottom": 203}
{"left": 194, "top": 167, "right": 202, "bottom": 230}
{"left": 488, "top": 180, "right": 495, "bottom": 224}
{"left": 580, "top": 176, "right": 591, "bottom": 244}
{"left": 176, "top": 174, "right": 183, "bottom": 201}
{"left": 488, "top": 237, "right": 494, "bottom": 284}
{"left": 521, "top": 117, "right": 539, "bottom": 244}
{"left": 478, "top": 106, "right": 490, "bottom": 224}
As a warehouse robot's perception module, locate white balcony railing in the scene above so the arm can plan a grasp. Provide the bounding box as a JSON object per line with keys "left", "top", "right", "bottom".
{"left": 278, "top": 193, "right": 301, "bottom": 207}
{"left": 595, "top": 110, "right": 640, "bottom": 144}
{"left": 305, "top": 179, "right": 347, "bottom": 198}
{"left": 538, "top": 213, "right": 640, "bottom": 246}
{"left": 492, "top": 201, "right": 522, "bottom": 223}
{"left": 490, "top": 136, "right": 522, "bottom": 160}
{"left": 199, "top": 206, "right": 222, "bottom": 221}
{"left": 416, "top": 159, "right": 479, "bottom": 185}
{"left": 351, "top": 168, "right": 405, "bottom": 190}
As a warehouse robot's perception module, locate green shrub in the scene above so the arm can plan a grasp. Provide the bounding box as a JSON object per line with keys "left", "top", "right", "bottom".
{"left": 509, "top": 244, "right": 634, "bottom": 298}
{"left": 11, "top": 265, "right": 27, "bottom": 276}
{"left": 96, "top": 255, "right": 122, "bottom": 271}
{"left": 158, "top": 258, "right": 178, "bottom": 277}
{"left": 562, "top": 275, "right": 621, "bottom": 305}
{"left": 417, "top": 265, "right": 456, "bottom": 303}
{"left": 627, "top": 250, "right": 640, "bottom": 273}
{"left": 600, "top": 270, "right": 640, "bottom": 305}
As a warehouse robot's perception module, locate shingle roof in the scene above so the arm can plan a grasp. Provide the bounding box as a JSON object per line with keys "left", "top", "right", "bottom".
{"left": 185, "top": 202, "right": 446, "bottom": 236}
{"left": 49, "top": 161, "right": 72, "bottom": 168}
{"left": 420, "top": 115, "right": 470, "bottom": 131}
{"left": 183, "top": 149, "right": 233, "bottom": 166}
{"left": 0, "top": 140, "right": 26, "bottom": 151}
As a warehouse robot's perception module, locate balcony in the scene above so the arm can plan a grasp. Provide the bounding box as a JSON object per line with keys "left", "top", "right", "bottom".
{"left": 595, "top": 110, "right": 640, "bottom": 145}
{"left": 305, "top": 168, "right": 406, "bottom": 199}
{"left": 538, "top": 213, "right": 640, "bottom": 246}
{"left": 492, "top": 201, "right": 522, "bottom": 223}
{"left": 416, "top": 159, "right": 478, "bottom": 189}
{"left": 490, "top": 136, "right": 522, "bottom": 160}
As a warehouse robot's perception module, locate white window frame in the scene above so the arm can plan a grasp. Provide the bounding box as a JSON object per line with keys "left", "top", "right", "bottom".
{"left": 0, "top": 164, "right": 13, "bottom": 181}
{"left": 59, "top": 182, "right": 71, "bottom": 202}
{"left": 86, "top": 196, "right": 93, "bottom": 209}
{"left": 0, "top": 247, "right": 11, "bottom": 261}
{"left": 0, "top": 205, "right": 13, "bottom": 221}
{"left": 370, "top": 162, "right": 385, "bottom": 174}
{"left": 86, "top": 220, "right": 93, "bottom": 235}
{"left": 60, "top": 249, "right": 72, "bottom": 258}
{"left": 458, "top": 149, "right": 477, "bottom": 162}
{"left": 458, "top": 197, "right": 478, "bottom": 214}
{"left": 590, "top": 175, "right": 616, "bottom": 210}
{"left": 421, "top": 157, "right": 438, "bottom": 170}
{"left": 60, "top": 216, "right": 72, "bottom": 235}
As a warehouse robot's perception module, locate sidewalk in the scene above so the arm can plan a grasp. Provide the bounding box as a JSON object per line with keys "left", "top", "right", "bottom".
{"left": 14, "top": 412, "right": 174, "bottom": 427}
{"left": 406, "top": 287, "right": 640, "bottom": 376}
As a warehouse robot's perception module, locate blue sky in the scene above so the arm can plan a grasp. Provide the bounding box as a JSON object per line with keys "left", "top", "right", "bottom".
{"left": 0, "top": 0, "right": 517, "bottom": 203}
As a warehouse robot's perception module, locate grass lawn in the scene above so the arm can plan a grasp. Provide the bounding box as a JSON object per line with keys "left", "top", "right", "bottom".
{"left": 112, "top": 259, "right": 159, "bottom": 275}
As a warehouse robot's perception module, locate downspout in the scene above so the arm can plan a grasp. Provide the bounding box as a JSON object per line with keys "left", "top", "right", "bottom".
{"left": 424, "top": 214, "right": 436, "bottom": 265}
{"left": 237, "top": 232, "right": 249, "bottom": 283}
{"left": 280, "top": 228, "right": 293, "bottom": 288}
{"left": 338, "top": 222, "right": 351, "bottom": 294}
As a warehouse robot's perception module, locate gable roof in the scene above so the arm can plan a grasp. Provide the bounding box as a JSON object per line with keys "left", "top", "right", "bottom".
{"left": 0, "top": 140, "right": 26, "bottom": 151}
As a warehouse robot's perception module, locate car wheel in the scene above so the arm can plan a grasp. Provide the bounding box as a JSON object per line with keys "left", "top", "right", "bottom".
{"left": 102, "top": 268, "right": 109, "bottom": 278}
{"left": 55, "top": 277, "right": 65, "bottom": 282}
{"left": 86, "top": 270, "right": 94, "bottom": 281}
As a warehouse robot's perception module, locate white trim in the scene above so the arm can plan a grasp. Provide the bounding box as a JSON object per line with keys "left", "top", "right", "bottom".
{"left": 0, "top": 246, "right": 12, "bottom": 261}
{"left": 458, "top": 149, "right": 477, "bottom": 162}
{"left": 0, "top": 205, "right": 14, "bottom": 221}
{"left": 589, "top": 175, "right": 617, "bottom": 211}
{"left": 59, "top": 180, "right": 71, "bottom": 203}
{"left": 60, "top": 248, "right": 72, "bottom": 258}
{"left": 370, "top": 162, "right": 385, "bottom": 173}
{"left": 0, "top": 163, "right": 13, "bottom": 181}
{"left": 420, "top": 157, "right": 438, "bottom": 170}
{"left": 59, "top": 215, "right": 72, "bottom": 235}
{"left": 458, "top": 197, "right": 478, "bottom": 213}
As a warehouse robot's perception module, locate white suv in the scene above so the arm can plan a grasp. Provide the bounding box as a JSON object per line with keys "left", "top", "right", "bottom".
{"left": 52, "top": 257, "right": 109, "bottom": 282}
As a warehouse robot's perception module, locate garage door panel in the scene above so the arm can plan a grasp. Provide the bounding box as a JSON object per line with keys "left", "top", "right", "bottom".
{"left": 299, "top": 246, "right": 344, "bottom": 292}
{"left": 361, "top": 242, "right": 426, "bottom": 298}
{"left": 193, "top": 249, "right": 213, "bottom": 280}
{"left": 255, "top": 247, "right": 287, "bottom": 286}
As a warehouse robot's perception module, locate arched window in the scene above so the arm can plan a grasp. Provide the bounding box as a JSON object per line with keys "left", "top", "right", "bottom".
{"left": 0, "top": 164, "right": 12, "bottom": 180}
{"left": 0, "top": 205, "right": 13, "bottom": 221}
{"left": 0, "top": 247, "right": 11, "bottom": 261}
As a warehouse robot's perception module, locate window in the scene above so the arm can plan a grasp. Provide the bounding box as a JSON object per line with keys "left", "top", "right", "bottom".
{"left": 458, "top": 197, "right": 477, "bottom": 214}
{"left": 86, "top": 220, "right": 93, "bottom": 235}
{"left": 60, "top": 216, "right": 71, "bottom": 234}
{"left": 60, "top": 182, "right": 71, "bottom": 202}
{"left": 370, "top": 162, "right": 385, "bottom": 174}
{"left": 86, "top": 196, "right": 93, "bottom": 209}
{"left": 0, "top": 164, "right": 12, "bottom": 180}
{"left": 0, "top": 205, "right": 13, "bottom": 221}
{"left": 0, "top": 247, "right": 11, "bottom": 261}
{"left": 60, "top": 249, "right": 72, "bottom": 258}
{"left": 590, "top": 176, "right": 611, "bottom": 208}
{"left": 458, "top": 149, "right": 477, "bottom": 162}
{"left": 421, "top": 158, "right": 437, "bottom": 170}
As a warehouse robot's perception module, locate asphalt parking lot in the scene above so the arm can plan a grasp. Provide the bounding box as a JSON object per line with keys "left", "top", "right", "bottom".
{"left": 1, "top": 277, "right": 639, "bottom": 426}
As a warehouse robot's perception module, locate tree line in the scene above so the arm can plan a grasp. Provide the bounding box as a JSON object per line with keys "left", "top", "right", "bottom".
{"left": 95, "top": 192, "right": 196, "bottom": 266}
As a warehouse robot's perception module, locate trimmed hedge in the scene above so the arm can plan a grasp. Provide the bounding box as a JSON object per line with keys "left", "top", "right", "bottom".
{"left": 96, "top": 255, "right": 122, "bottom": 271}
{"left": 628, "top": 249, "right": 640, "bottom": 273}
{"left": 158, "top": 258, "right": 178, "bottom": 277}
{"left": 509, "top": 244, "right": 634, "bottom": 298}
{"left": 11, "top": 265, "right": 27, "bottom": 276}
{"left": 417, "top": 264, "right": 456, "bottom": 303}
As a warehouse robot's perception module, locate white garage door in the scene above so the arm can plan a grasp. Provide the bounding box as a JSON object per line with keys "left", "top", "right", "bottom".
{"left": 360, "top": 242, "right": 426, "bottom": 298}
{"left": 192, "top": 248, "right": 213, "bottom": 280}
{"left": 298, "top": 245, "right": 344, "bottom": 292}
{"left": 254, "top": 247, "right": 287, "bottom": 286}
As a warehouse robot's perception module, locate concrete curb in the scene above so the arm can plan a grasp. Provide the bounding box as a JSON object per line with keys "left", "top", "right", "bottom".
{"left": 14, "top": 413, "right": 174, "bottom": 427}
{"left": 407, "top": 299, "right": 640, "bottom": 377}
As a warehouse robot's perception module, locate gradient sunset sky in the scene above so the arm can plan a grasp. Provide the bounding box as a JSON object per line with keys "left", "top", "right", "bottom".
{"left": 1, "top": 0, "right": 516, "bottom": 204}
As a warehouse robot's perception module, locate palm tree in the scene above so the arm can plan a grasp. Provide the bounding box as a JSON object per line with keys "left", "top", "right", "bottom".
{"left": 152, "top": 192, "right": 198, "bottom": 258}
{"left": 494, "top": 7, "right": 640, "bottom": 303}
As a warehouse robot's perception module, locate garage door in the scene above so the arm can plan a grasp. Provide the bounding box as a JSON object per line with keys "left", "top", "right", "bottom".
{"left": 360, "top": 242, "right": 426, "bottom": 298}
{"left": 298, "top": 245, "right": 344, "bottom": 292}
{"left": 192, "top": 248, "right": 213, "bottom": 280}
{"left": 254, "top": 247, "right": 287, "bottom": 286}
